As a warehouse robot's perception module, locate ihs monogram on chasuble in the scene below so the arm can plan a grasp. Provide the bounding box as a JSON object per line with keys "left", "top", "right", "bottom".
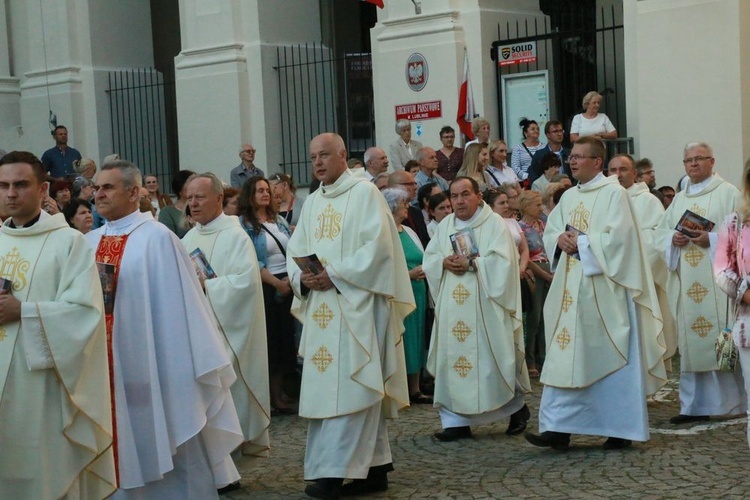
{"left": 315, "top": 204, "right": 342, "bottom": 241}
{"left": 0, "top": 247, "right": 29, "bottom": 291}
{"left": 568, "top": 202, "right": 590, "bottom": 233}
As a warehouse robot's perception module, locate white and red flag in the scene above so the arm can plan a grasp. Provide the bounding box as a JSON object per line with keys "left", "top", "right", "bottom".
{"left": 456, "top": 49, "right": 476, "bottom": 141}
{"left": 362, "top": 0, "right": 384, "bottom": 8}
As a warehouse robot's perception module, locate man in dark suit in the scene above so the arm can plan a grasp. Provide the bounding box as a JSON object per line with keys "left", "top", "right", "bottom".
{"left": 527, "top": 121, "right": 571, "bottom": 184}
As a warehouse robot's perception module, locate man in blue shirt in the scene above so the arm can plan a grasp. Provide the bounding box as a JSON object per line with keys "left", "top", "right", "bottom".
{"left": 41, "top": 125, "right": 82, "bottom": 179}
{"left": 230, "top": 144, "right": 265, "bottom": 187}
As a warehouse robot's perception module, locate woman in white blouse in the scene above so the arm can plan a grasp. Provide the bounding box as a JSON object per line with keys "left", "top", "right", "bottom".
{"left": 569, "top": 91, "right": 617, "bottom": 142}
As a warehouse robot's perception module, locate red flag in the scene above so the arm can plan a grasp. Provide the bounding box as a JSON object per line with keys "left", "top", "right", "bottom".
{"left": 362, "top": 0, "right": 384, "bottom": 8}
{"left": 456, "top": 50, "right": 475, "bottom": 141}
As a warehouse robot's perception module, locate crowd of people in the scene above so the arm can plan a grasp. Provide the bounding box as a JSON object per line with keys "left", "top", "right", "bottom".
{"left": 1, "top": 88, "right": 750, "bottom": 499}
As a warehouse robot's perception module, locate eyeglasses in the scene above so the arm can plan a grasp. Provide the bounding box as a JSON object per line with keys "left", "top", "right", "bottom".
{"left": 568, "top": 154, "right": 598, "bottom": 161}
{"left": 682, "top": 156, "right": 712, "bottom": 165}
{"left": 398, "top": 182, "right": 417, "bottom": 186}
{"left": 242, "top": 149, "right": 256, "bottom": 154}
{"left": 549, "top": 129, "right": 564, "bottom": 134}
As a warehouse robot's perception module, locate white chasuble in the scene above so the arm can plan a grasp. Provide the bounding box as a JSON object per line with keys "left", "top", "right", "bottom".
{"left": 0, "top": 212, "right": 115, "bottom": 499}
{"left": 656, "top": 175, "right": 741, "bottom": 372}
{"left": 423, "top": 203, "right": 529, "bottom": 415}
{"left": 628, "top": 183, "right": 678, "bottom": 368}
{"left": 182, "top": 213, "right": 271, "bottom": 457}
{"left": 542, "top": 175, "right": 666, "bottom": 391}
{"left": 287, "top": 170, "right": 414, "bottom": 419}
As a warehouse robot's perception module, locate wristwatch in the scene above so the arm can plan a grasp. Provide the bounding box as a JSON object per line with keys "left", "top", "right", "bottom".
{"left": 467, "top": 258, "right": 476, "bottom": 272}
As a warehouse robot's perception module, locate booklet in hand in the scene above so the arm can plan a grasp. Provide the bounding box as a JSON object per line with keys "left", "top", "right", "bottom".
{"left": 293, "top": 254, "right": 325, "bottom": 275}
{"left": 189, "top": 248, "right": 217, "bottom": 280}
{"left": 564, "top": 224, "right": 586, "bottom": 260}
{"left": 675, "top": 209, "right": 715, "bottom": 237}
{"left": 0, "top": 277, "right": 12, "bottom": 294}
{"left": 96, "top": 262, "right": 117, "bottom": 314}
{"left": 450, "top": 227, "right": 479, "bottom": 258}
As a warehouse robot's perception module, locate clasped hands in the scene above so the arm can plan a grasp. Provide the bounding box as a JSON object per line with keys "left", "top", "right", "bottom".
{"left": 300, "top": 269, "right": 335, "bottom": 291}
{"left": 0, "top": 290, "right": 21, "bottom": 325}
{"left": 443, "top": 254, "right": 470, "bottom": 275}
{"left": 672, "top": 230, "right": 710, "bottom": 248}
{"left": 557, "top": 231, "right": 579, "bottom": 255}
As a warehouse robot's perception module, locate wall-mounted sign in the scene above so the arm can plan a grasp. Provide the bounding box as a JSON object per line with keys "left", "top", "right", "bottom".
{"left": 497, "top": 41, "right": 537, "bottom": 66}
{"left": 395, "top": 100, "right": 442, "bottom": 121}
{"left": 406, "top": 53, "right": 429, "bottom": 91}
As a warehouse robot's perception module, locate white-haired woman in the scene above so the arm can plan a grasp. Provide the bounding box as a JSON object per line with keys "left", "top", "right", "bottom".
{"left": 465, "top": 116, "right": 491, "bottom": 146}
{"left": 570, "top": 91, "right": 617, "bottom": 142}
{"left": 389, "top": 119, "right": 423, "bottom": 171}
{"left": 382, "top": 187, "right": 432, "bottom": 404}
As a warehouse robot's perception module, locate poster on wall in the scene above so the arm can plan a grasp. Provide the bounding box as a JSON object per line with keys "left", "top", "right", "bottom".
{"left": 497, "top": 42, "right": 537, "bottom": 66}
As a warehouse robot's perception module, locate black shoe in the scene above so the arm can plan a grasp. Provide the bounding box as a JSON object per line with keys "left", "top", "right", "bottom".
{"left": 217, "top": 481, "right": 241, "bottom": 495}
{"left": 603, "top": 437, "right": 632, "bottom": 450}
{"left": 433, "top": 426, "right": 472, "bottom": 441}
{"left": 524, "top": 431, "right": 570, "bottom": 450}
{"left": 340, "top": 476, "right": 388, "bottom": 496}
{"left": 669, "top": 414, "right": 710, "bottom": 425}
{"left": 506, "top": 404, "right": 531, "bottom": 436}
{"left": 305, "top": 478, "right": 343, "bottom": 499}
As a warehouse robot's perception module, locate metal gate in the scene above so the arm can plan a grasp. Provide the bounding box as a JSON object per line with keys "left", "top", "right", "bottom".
{"left": 106, "top": 67, "right": 179, "bottom": 193}
{"left": 492, "top": 3, "right": 628, "bottom": 152}
{"left": 275, "top": 43, "right": 375, "bottom": 185}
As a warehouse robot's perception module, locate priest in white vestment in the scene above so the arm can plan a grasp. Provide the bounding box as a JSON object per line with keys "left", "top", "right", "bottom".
{"left": 655, "top": 142, "right": 746, "bottom": 424}
{"left": 0, "top": 152, "right": 115, "bottom": 499}
{"left": 423, "top": 176, "right": 530, "bottom": 441}
{"left": 287, "top": 133, "right": 414, "bottom": 499}
{"left": 182, "top": 174, "right": 271, "bottom": 491}
{"left": 608, "top": 154, "right": 678, "bottom": 372}
{"left": 87, "top": 161, "right": 244, "bottom": 498}
{"left": 525, "top": 137, "right": 667, "bottom": 451}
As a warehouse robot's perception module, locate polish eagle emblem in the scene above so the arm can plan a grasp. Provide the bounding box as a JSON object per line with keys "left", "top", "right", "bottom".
{"left": 409, "top": 62, "right": 424, "bottom": 84}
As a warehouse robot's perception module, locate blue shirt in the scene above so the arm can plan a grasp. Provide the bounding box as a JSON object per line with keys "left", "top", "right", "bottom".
{"left": 41, "top": 146, "right": 82, "bottom": 178}
{"left": 239, "top": 215, "right": 291, "bottom": 269}
{"left": 230, "top": 164, "right": 265, "bottom": 188}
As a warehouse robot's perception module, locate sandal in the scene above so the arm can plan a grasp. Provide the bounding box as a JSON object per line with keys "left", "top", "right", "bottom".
{"left": 409, "top": 392, "right": 433, "bottom": 404}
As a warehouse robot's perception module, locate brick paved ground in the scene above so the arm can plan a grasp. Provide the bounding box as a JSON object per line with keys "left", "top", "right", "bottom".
{"left": 227, "top": 369, "right": 750, "bottom": 499}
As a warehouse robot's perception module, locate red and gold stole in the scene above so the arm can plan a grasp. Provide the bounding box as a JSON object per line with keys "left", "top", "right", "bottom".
{"left": 95, "top": 235, "right": 129, "bottom": 486}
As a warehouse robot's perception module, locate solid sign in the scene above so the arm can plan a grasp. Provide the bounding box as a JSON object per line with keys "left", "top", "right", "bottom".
{"left": 395, "top": 100, "right": 442, "bottom": 121}
{"left": 498, "top": 41, "right": 537, "bottom": 66}
{"left": 406, "top": 53, "right": 429, "bottom": 91}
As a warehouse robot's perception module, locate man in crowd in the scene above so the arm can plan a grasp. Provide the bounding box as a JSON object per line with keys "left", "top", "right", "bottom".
{"left": 41, "top": 125, "right": 82, "bottom": 179}
{"left": 287, "top": 132, "right": 414, "bottom": 499}
{"left": 0, "top": 151, "right": 115, "bottom": 498}
{"left": 656, "top": 142, "right": 746, "bottom": 424}
{"left": 389, "top": 170, "right": 430, "bottom": 247}
{"left": 635, "top": 158, "right": 664, "bottom": 203}
{"left": 608, "top": 154, "right": 677, "bottom": 371}
{"left": 415, "top": 147, "right": 449, "bottom": 194}
{"left": 230, "top": 144, "right": 265, "bottom": 188}
{"left": 423, "top": 176, "right": 530, "bottom": 441}
{"left": 528, "top": 120, "right": 570, "bottom": 184}
{"left": 526, "top": 137, "right": 666, "bottom": 450}
{"left": 88, "top": 160, "right": 244, "bottom": 496}
{"left": 363, "top": 147, "right": 389, "bottom": 181}
{"left": 182, "top": 173, "right": 271, "bottom": 491}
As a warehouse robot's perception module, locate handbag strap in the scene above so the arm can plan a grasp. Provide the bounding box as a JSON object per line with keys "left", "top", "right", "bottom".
{"left": 261, "top": 222, "right": 287, "bottom": 258}
{"left": 732, "top": 211, "right": 744, "bottom": 322}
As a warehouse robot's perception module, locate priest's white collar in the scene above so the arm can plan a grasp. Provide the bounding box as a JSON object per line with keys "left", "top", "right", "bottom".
{"left": 577, "top": 172, "right": 604, "bottom": 189}
{"left": 198, "top": 212, "right": 227, "bottom": 230}
{"left": 103, "top": 208, "right": 154, "bottom": 235}
{"left": 454, "top": 202, "right": 484, "bottom": 229}
{"left": 685, "top": 173, "right": 714, "bottom": 195}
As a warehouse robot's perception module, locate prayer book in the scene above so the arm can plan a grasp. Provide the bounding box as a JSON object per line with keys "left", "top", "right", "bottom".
{"left": 675, "top": 209, "right": 715, "bottom": 237}
{"left": 450, "top": 227, "right": 479, "bottom": 258}
{"left": 564, "top": 224, "right": 586, "bottom": 260}
{"left": 293, "top": 254, "right": 325, "bottom": 275}
{"left": 96, "top": 262, "right": 117, "bottom": 314}
{"left": 189, "top": 248, "right": 217, "bottom": 280}
{"left": 0, "top": 277, "right": 12, "bottom": 293}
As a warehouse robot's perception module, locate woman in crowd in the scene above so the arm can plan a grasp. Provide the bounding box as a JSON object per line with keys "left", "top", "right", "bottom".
{"left": 496, "top": 182, "right": 521, "bottom": 220}
{"left": 389, "top": 119, "right": 423, "bottom": 170}
{"left": 73, "top": 157, "right": 97, "bottom": 179}
{"left": 436, "top": 125, "right": 463, "bottom": 181}
{"left": 570, "top": 91, "right": 617, "bottom": 142}
{"left": 404, "top": 160, "right": 420, "bottom": 175}
{"left": 517, "top": 190, "right": 553, "bottom": 378}
{"left": 511, "top": 118, "right": 546, "bottom": 183}
{"left": 269, "top": 173, "right": 305, "bottom": 228}
{"left": 457, "top": 143, "right": 491, "bottom": 193}
{"left": 531, "top": 153, "right": 562, "bottom": 194}
{"left": 466, "top": 116, "right": 490, "bottom": 146}
{"left": 72, "top": 176, "right": 95, "bottom": 202}
{"left": 223, "top": 187, "right": 239, "bottom": 216}
{"left": 426, "top": 192, "right": 452, "bottom": 239}
{"left": 541, "top": 181, "right": 564, "bottom": 220}
{"left": 485, "top": 140, "right": 519, "bottom": 188}
{"left": 238, "top": 176, "right": 297, "bottom": 414}
{"left": 50, "top": 180, "right": 72, "bottom": 212}
{"left": 63, "top": 198, "right": 94, "bottom": 234}
{"left": 158, "top": 170, "right": 194, "bottom": 238}
{"left": 382, "top": 187, "right": 431, "bottom": 404}
{"left": 418, "top": 183, "right": 442, "bottom": 225}
{"left": 144, "top": 174, "right": 173, "bottom": 217}
{"left": 714, "top": 161, "right": 750, "bottom": 448}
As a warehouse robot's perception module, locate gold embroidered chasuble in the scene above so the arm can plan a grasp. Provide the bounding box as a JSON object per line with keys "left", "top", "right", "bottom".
{"left": 627, "top": 183, "right": 678, "bottom": 366}
{"left": 542, "top": 175, "right": 666, "bottom": 390}
{"left": 423, "top": 203, "right": 529, "bottom": 415}
{"left": 182, "top": 214, "right": 271, "bottom": 457}
{"left": 287, "top": 170, "right": 414, "bottom": 419}
{"left": 655, "top": 174, "right": 741, "bottom": 372}
{"left": 0, "top": 213, "right": 115, "bottom": 498}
